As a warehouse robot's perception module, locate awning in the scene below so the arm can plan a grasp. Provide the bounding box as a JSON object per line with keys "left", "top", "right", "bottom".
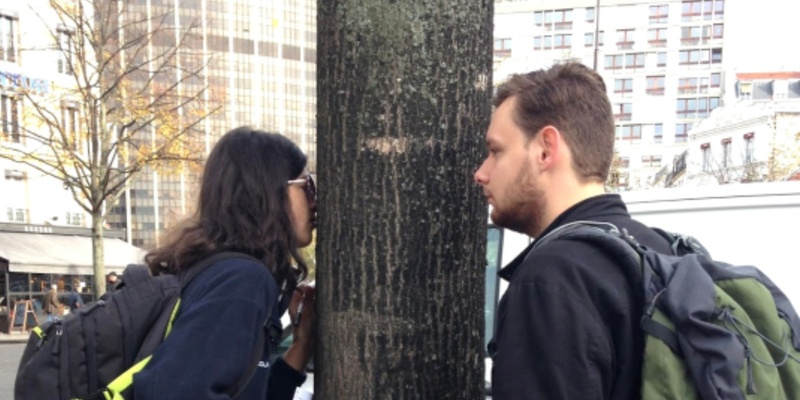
{"left": 0, "top": 231, "right": 145, "bottom": 275}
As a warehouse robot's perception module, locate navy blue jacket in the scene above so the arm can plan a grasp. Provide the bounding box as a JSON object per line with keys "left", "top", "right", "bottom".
{"left": 491, "top": 194, "right": 672, "bottom": 400}
{"left": 133, "top": 258, "right": 306, "bottom": 400}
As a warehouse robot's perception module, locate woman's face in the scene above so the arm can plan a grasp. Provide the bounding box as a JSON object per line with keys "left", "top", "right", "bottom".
{"left": 288, "top": 171, "right": 317, "bottom": 247}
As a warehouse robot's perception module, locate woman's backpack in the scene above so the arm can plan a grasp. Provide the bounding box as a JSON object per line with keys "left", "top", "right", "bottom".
{"left": 14, "top": 252, "right": 272, "bottom": 400}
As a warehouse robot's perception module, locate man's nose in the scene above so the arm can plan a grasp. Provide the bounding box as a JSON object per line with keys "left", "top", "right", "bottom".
{"left": 474, "top": 160, "right": 488, "bottom": 185}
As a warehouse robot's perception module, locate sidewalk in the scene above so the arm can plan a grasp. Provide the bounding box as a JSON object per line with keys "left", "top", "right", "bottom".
{"left": 0, "top": 332, "right": 29, "bottom": 343}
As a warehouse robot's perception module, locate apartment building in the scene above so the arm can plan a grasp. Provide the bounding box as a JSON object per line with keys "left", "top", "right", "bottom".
{"left": 0, "top": 2, "right": 90, "bottom": 228}
{"left": 0, "top": 1, "right": 142, "bottom": 311}
{"left": 493, "top": 0, "right": 798, "bottom": 189}
{"left": 679, "top": 72, "right": 800, "bottom": 186}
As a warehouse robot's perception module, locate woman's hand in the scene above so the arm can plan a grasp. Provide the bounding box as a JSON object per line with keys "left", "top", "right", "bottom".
{"left": 283, "top": 283, "right": 315, "bottom": 372}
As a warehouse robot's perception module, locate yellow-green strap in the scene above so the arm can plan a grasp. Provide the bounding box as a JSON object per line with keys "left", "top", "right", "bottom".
{"left": 98, "top": 299, "right": 183, "bottom": 400}
{"left": 102, "top": 355, "right": 152, "bottom": 400}
{"left": 33, "top": 326, "right": 43, "bottom": 338}
{"left": 165, "top": 299, "right": 181, "bottom": 338}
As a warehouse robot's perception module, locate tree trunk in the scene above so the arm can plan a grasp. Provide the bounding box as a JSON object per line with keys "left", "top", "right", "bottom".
{"left": 316, "top": 0, "right": 493, "bottom": 398}
{"left": 91, "top": 210, "right": 106, "bottom": 298}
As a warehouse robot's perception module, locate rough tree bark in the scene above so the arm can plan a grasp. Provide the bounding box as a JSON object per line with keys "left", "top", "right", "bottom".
{"left": 316, "top": 0, "right": 493, "bottom": 398}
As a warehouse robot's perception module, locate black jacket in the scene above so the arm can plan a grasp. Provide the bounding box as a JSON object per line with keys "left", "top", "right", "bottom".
{"left": 491, "top": 194, "right": 672, "bottom": 400}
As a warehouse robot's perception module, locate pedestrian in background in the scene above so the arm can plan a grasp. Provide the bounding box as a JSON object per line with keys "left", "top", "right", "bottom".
{"left": 42, "top": 284, "right": 61, "bottom": 322}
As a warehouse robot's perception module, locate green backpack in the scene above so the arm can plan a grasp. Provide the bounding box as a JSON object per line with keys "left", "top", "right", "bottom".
{"left": 537, "top": 221, "right": 800, "bottom": 400}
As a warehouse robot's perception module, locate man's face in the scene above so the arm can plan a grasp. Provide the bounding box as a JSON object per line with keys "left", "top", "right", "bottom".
{"left": 474, "top": 98, "right": 546, "bottom": 236}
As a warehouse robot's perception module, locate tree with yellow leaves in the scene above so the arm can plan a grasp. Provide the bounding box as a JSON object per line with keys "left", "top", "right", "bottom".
{"left": 0, "top": 0, "right": 222, "bottom": 296}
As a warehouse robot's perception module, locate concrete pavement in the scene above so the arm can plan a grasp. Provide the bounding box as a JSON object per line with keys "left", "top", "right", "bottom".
{"left": 1, "top": 342, "right": 24, "bottom": 399}
{"left": 0, "top": 332, "right": 28, "bottom": 344}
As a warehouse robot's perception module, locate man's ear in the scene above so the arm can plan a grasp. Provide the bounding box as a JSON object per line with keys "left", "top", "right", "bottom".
{"left": 534, "top": 125, "right": 561, "bottom": 170}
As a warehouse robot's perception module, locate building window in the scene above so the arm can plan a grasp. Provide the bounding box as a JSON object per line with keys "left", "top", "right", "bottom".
{"left": 57, "top": 28, "right": 74, "bottom": 74}
{"left": 682, "top": 0, "right": 723, "bottom": 21}
{"left": 678, "top": 48, "right": 722, "bottom": 65}
{"left": 712, "top": 24, "right": 724, "bottom": 38}
{"left": 657, "top": 52, "right": 667, "bottom": 67}
{"left": 614, "top": 78, "right": 633, "bottom": 94}
{"left": 744, "top": 132, "right": 755, "bottom": 164}
{"left": 721, "top": 138, "right": 732, "bottom": 167}
{"left": 4, "top": 169, "right": 26, "bottom": 180}
{"left": 648, "top": 28, "right": 667, "bottom": 47}
{"left": 494, "top": 38, "right": 511, "bottom": 56}
{"left": 610, "top": 171, "right": 630, "bottom": 187}
{"left": 646, "top": 76, "right": 665, "bottom": 95}
{"left": 0, "top": 14, "right": 16, "bottom": 63}
{"left": 605, "top": 54, "right": 623, "bottom": 70}
{"left": 554, "top": 34, "right": 571, "bottom": 49}
{"left": 679, "top": 49, "right": 708, "bottom": 65}
{"left": 649, "top": 4, "right": 669, "bottom": 24}
{"left": 679, "top": 78, "right": 700, "bottom": 94}
{"left": 676, "top": 123, "right": 691, "bottom": 142}
{"left": 1, "top": 94, "right": 20, "bottom": 142}
{"left": 615, "top": 103, "right": 632, "bottom": 121}
{"left": 62, "top": 104, "right": 79, "bottom": 150}
{"left": 680, "top": 76, "right": 719, "bottom": 94}
{"left": 616, "top": 125, "right": 642, "bottom": 142}
{"left": 617, "top": 29, "right": 635, "bottom": 50}
{"left": 701, "top": 143, "right": 711, "bottom": 171}
{"left": 642, "top": 155, "right": 662, "bottom": 167}
{"left": 676, "top": 97, "right": 720, "bottom": 118}
{"left": 66, "top": 212, "right": 83, "bottom": 226}
{"left": 654, "top": 123, "right": 663, "bottom": 143}
{"left": 6, "top": 207, "right": 27, "bottom": 223}
{"left": 554, "top": 9, "right": 573, "bottom": 30}
{"left": 626, "top": 53, "right": 645, "bottom": 69}
{"left": 738, "top": 82, "right": 753, "bottom": 99}
{"left": 711, "top": 48, "right": 723, "bottom": 63}
{"left": 710, "top": 73, "right": 721, "bottom": 88}
{"left": 585, "top": 31, "right": 604, "bottom": 47}
{"left": 535, "top": 9, "right": 573, "bottom": 30}
{"left": 586, "top": 7, "right": 596, "bottom": 23}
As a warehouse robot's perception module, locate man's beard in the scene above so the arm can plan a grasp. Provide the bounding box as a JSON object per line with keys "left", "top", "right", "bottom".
{"left": 491, "top": 165, "right": 547, "bottom": 238}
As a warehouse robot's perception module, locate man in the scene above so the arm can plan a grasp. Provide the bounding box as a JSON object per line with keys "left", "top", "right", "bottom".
{"left": 474, "top": 63, "right": 672, "bottom": 399}
{"left": 67, "top": 286, "right": 85, "bottom": 312}
{"left": 107, "top": 271, "right": 119, "bottom": 293}
{"left": 42, "top": 283, "right": 62, "bottom": 322}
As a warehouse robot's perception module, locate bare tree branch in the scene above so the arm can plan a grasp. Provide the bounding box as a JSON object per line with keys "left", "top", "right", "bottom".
{"left": 0, "top": 0, "right": 224, "bottom": 296}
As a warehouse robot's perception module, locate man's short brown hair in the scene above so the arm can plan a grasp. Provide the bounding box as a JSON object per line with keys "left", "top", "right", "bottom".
{"left": 494, "top": 62, "right": 615, "bottom": 183}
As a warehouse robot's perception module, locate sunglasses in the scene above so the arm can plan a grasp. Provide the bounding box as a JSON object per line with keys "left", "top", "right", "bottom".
{"left": 287, "top": 172, "right": 316, "bottom": 203}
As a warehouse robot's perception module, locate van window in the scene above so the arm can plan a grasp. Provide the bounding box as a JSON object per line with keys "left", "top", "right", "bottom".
{"left": 485, "top": 226, "right": 502, "bottom": 350}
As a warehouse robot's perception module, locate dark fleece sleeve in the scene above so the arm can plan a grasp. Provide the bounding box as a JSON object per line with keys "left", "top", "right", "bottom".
{"left": 267, "top": 357, "right": 307, "bottom": 400}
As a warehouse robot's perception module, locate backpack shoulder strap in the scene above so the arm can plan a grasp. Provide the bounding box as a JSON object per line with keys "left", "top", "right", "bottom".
{"left": 651, "top": 227, "right": 712, "bottom": 258}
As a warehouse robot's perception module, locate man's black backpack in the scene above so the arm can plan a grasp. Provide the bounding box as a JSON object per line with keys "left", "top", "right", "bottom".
{"left": 14, "top": 252, "right": 283, "bottom": 400}
{"left": 534, "top": 221, "right": 800, "bottom": 400}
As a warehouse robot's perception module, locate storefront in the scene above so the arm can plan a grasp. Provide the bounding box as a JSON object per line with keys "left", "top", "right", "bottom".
{"left": 0, "top": 225, "right": 144, "bottom": 331}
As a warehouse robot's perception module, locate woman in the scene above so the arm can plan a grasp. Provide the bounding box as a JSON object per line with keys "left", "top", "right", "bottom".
{"left": 133, "top": 127, "right": 317, "bottom": 399}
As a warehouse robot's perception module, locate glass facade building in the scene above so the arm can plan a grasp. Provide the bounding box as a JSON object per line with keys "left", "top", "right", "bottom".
{"left": 107, "top": 0, "right": 317, "bottom": 247}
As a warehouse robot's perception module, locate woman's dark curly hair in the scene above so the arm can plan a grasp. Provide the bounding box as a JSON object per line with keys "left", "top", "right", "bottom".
{"left": 145, "top": 126, "right": 308, "bottom": 294}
